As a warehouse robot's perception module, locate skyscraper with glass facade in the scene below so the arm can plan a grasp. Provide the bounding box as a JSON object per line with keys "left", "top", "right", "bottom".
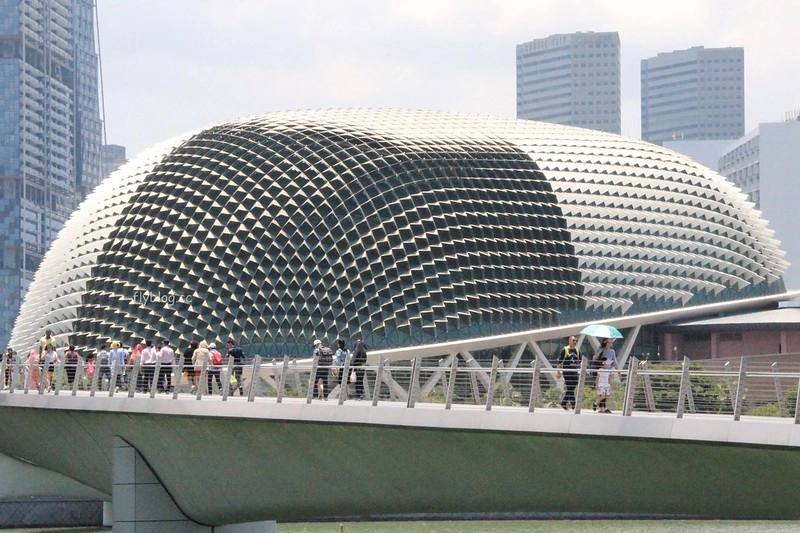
{"left": 0, "top": 0, "right": 102, "bottom": 350}
{"left": 516, "top": 31, "right": 621, "bottom": 135}
{"left": 641, "top": 46, "right": 744, "bottom": 145}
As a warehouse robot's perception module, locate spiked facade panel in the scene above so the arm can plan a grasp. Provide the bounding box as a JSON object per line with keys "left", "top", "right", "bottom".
{"left": 10, "top": 109, "right": 788, "bottom": 356}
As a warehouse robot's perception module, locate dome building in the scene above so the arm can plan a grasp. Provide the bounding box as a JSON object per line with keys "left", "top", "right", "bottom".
{"left": 10, "top": 109, "right": 788, "bottom": 356}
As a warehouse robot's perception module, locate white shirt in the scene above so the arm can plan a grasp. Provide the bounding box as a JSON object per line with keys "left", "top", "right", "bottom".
{"left": 141, "top": 346, "right": 157, "bottom": 365}
{"left": 158, "top": 345, "right": 175, "bottom": 364}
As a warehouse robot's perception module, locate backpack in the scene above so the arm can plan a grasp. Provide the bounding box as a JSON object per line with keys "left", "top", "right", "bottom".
{"left": 317, "top": 346, "right": 333, "bottom": 366}
{"left": 211, "top": 350, "right": 223, "bottom": 367}
{"left": 559, "top": 347, "right": 580, "bottom": 370}
{"left": 352, "top": 342, "right": 367, "bottom": 366}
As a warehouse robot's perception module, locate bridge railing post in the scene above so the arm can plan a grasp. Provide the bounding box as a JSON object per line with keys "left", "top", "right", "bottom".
{"left": 485, "top": 356, "right": 500, "bottom": 411}
{"left": 528, "top": 358, "right": 540, "bottom": 413}
{"left": 794, "top": 373, "right": 800, "bottom": 425}
{"left": 338, "top": 353, "right": 353, "bottom": 405}
{"left": 25, "top": 356, "right": 35, "bottom": 394}
{"left": 129, "top": 357, "right": 142, "bottom": 398}
{"left": 108, "top": 358, "right": 120, "bottom": 397}
{"left": 306, "top": 354, "right": 319, "bottom": 404}
{"left": 72, "top": 359, "right": 83, "bottom": 396}
{"left": 276, "top": 356, "right": 289, "bottom": 403}
{"left": 172, "top": 356, "right": 185, "bottom": 399}
{"left": 733, "top": 358, "right": 747, "bottom": 421}
{"left": 574, "top": 357, "right": 589, "bottom": 415}
{"left": 407, "top": 357, "right": 421, "bottom": 408}
{"left": 641, "top": 361, "right": 655, "bottom": 411}
{"left": 372, "top": 358, "right": 386, "bottom": 407}
{"left": 445, "top": 353, "right": 458, "bottom": 410}
{"left": 247, "top": 356, "right": 261, "bottom": 402}
{"left": 90, "top": 356, "right": 100, "bottom": 396}
{"left": 53, "top": 356, "right": 66, "bottom": 395}
{"left": 772, "top": 362, "right": 786, "bottom": 417}
{"left": 676, "top": 356, "right": 691, "bottom": 418}
{"left": 150, "top": 357, "right": 162, "bottom": 399}
{"left": 622, "top": 356, "right": 638, "bottom": 417}
{"left": 222, "top": 356, "right": 234, "bottom": 401}
{"left": 724, "top": 361, "right": 736, "bottom": 411}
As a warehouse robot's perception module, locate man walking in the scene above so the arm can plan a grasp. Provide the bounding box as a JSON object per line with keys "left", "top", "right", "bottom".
{"left": 157, "top": 340, "right": 175, "bottom": 393}
{"left": 555, "top": 335, "right": 581, "bottom": 411}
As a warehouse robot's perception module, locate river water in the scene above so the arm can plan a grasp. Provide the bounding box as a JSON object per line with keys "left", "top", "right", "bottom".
{"left": 282, "top": 520, "right": 800, "bottom": 533}
{"left": 9, "top": 520, "right": 800, "bottom": 532}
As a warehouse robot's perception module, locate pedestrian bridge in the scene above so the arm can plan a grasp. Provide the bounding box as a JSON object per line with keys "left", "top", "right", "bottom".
{"left": 3, "top": 297, "right": 800, "bottom": 530}
{"left": 2, "top": 345, "right": 800, "bottom": 531}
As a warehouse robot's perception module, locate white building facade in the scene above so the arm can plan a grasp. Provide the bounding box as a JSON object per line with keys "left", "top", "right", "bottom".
{"left": 641, "top": 46, "right": 744, "bottom": 145}
{"left": 718, "top": 117, "right": 800, "bottom": 289}
{"left": 516, "top": 31, "right": 620, "bottom": 134}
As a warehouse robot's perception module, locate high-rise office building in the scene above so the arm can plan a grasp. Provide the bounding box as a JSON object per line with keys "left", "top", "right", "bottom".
{"left": 641, "top": 46, "right": 744, "bottom": 145}
{"left": 516, "top": 31, "right": 621, "bottom": 134}
{"left": 101, "top": 144, "right": 127, "bottom": 178}
{"left": 718, "top": 115, "right": 800, "bottom": 289}
{"left": 0, "top": 0, "right": 102, "bottom": 350}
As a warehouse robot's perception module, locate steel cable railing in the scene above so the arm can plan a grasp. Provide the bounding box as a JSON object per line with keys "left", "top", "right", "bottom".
{"left": 2, "top": 352, "right": 799, "bottom": 423}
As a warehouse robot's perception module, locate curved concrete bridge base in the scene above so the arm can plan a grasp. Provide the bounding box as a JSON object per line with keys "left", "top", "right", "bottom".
{"left": 113, "top": 437, "right": 275, "bottom": 533}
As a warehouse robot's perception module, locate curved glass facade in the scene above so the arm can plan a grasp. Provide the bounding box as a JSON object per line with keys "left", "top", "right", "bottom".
{"left": 10, "top": 110, "right": 788, "bottom": 356}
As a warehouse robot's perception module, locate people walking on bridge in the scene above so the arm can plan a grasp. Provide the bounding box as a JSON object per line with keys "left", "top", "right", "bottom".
{"left": 42, "top": 344, "right": 59, "bottom": 392}
{"left": 3, "top": 347, "right": 15, "bottom": 389}
{"left": 38, "top": 328, "right": 57, "bottom": 358}
{"left": 128, "top": 344, "right": 144, "bottom": 392}
{"left": 64, "top": 345, "right": 79, "bottom": 389}
{"left": 351, "top": 339, "right": 368, "bottom": 400}
{"left": 109, "top": 341, "right": 128, "bottom": 392}
{"left": 555, "top": 335, "right": 581, "bottom": 410}
{"left": 192, "top": 340, "right": 212, "bottom": 395}
{"left": 312, "top": 339, "right": 333, "bottom": 399}
{"left": 140, "top": 340, "right": 157, "bottom": 393}
{"left": 96, "top": 342, "right": 111, "bottom": 391}
{"left": 182, "top": 340, "right": 199, "bottom": 394}
{"left": 157, "top": 340, "right": 175, "bottom": 393}
{"left": 227, "top": 339, "right": 245, "bottom": 396}
{"left": 208, "top": 342, "right": 224, "bottom": 394}
{"left": 595, "top": 357, "right": 614, "bottom": 413}
{"left": 592, "top": 338, "right": 622, "bottom": 413}
{"left": 334, "top": 339, "right": 350, "bottom": 388}
{"left": 25, "top": 349, "right": 40, "bottom": 390}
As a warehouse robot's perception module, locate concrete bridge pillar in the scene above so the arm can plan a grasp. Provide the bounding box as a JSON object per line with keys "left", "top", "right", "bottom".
{"left": 112, "top": 437, "right": 275, "bottom": 532}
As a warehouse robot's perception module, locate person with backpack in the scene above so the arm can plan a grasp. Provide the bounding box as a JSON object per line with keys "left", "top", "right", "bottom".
{"left": 227, "top": 339, "right": 245, "bottom": 396}
{"left": 555, "top": 335, "right": 581, "bottom": 411}
{"left": 208, "top": 342, "right": 224, "bottom": 394}
{"left": 312, "top": 339, "right": 333, "bottom": 400}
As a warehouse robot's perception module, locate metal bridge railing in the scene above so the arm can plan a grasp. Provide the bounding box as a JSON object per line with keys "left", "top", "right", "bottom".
{"left": 2, "top": 353, "right": 799, "bottom": 424}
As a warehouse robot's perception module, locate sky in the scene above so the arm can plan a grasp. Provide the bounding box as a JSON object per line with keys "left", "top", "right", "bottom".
{"left": 95, "top": 0, "right": 800, "bottom": 158}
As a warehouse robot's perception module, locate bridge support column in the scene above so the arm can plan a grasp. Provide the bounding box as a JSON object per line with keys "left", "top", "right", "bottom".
{"left": 112, "top": 437, "right": 276, "bottom": 532}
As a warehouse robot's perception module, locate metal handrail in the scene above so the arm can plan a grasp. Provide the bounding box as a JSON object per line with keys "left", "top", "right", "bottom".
{"left": 2, "top": 354, "right": 799, "bottom": 424}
